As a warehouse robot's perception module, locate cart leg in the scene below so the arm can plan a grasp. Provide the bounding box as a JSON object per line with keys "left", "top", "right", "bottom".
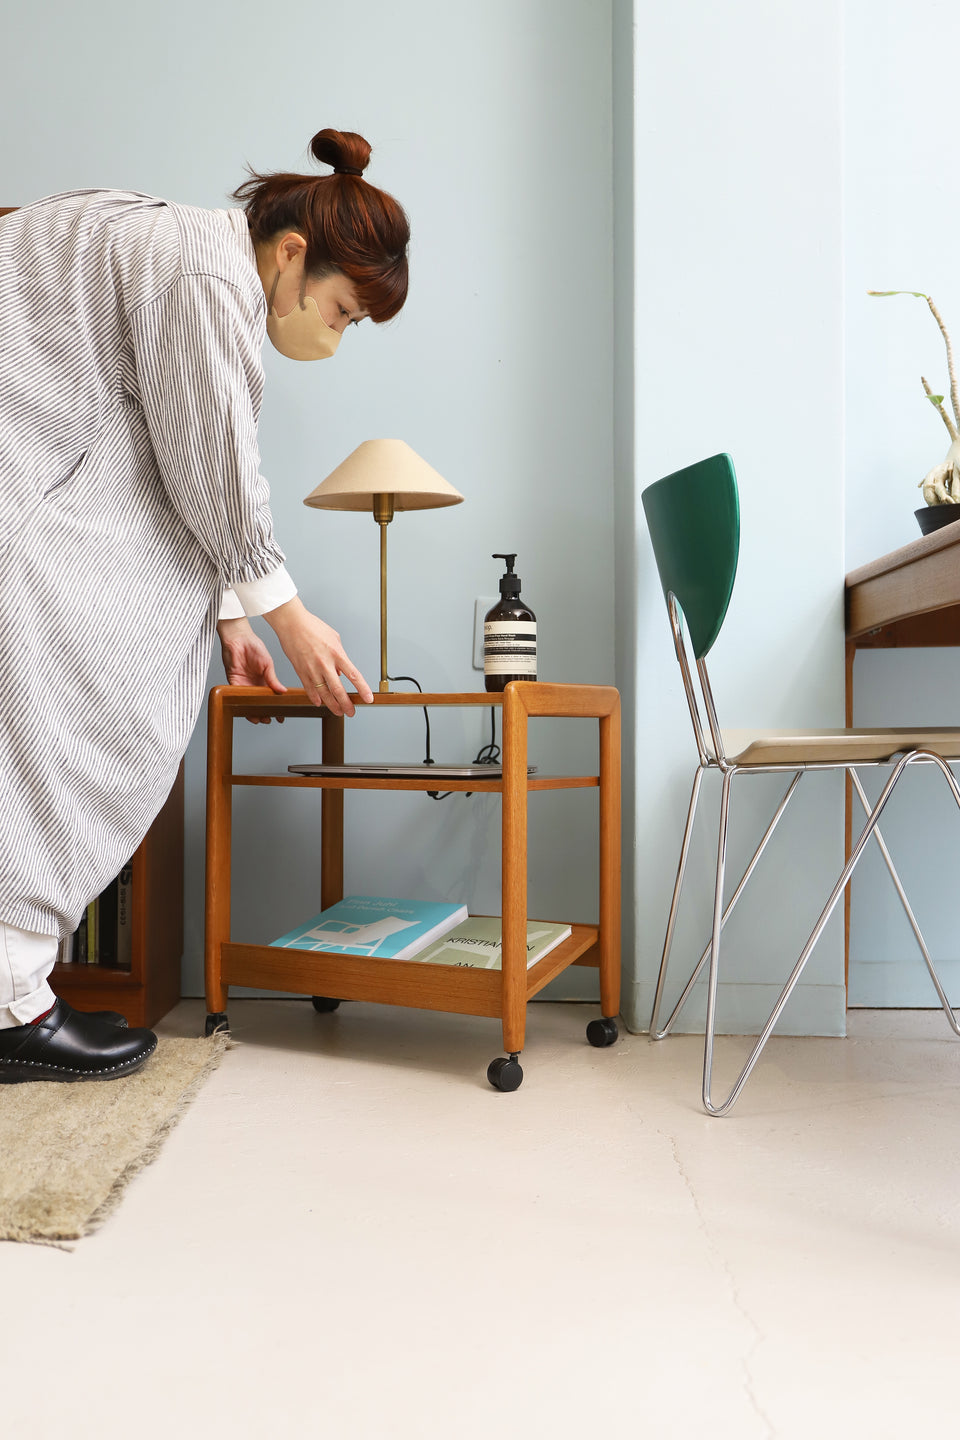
{"left": 314, "top": 711, "right": 346, "bottom": 1015}
{"left": 597, "top": 698, "right": 622, "bottom": 1023}
{"left": 204, "top": 689, "right": 232, "bottom": 1028}
{"left": 320, "top": 711, "right": 345, "bottom": 909}
{"left": 500, "top": 685, "right": 529, "bottom": 1058}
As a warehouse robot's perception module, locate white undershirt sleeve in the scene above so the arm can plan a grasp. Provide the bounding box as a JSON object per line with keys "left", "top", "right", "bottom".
{"left": 218, "top": 563, "right": 297, "bottom": 620}
{"left": 218, "top": 588, "right": 245, "bottom": 621}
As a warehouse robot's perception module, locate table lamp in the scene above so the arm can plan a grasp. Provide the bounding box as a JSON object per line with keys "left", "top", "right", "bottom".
{"left": 303, "top": 439, "right": 464, "bottom": 693}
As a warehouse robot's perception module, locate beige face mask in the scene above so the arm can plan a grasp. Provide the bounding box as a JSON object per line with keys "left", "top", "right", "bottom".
{"left": 265, "top": 272, "right": 341, "bottom": 361}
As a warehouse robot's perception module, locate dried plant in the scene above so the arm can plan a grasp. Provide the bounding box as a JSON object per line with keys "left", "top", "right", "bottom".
{"left": 868, "top": 290, "right": 960, "bottom": 505}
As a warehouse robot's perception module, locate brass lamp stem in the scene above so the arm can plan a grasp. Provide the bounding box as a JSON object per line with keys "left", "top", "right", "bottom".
{"left": 373, "top": 493, "right": 395, "bottom": 693}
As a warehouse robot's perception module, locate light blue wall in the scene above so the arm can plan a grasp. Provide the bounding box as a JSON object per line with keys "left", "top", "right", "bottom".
{"left": 3, "top": 1, "right": 616, "bottom": 1000}
{"left": 845, "top": 0, "right": 960, "bottom": 1006}
{"left": 612, "top": 0, "right": 638, "bottom": 1013}
{"left": 623, "top": 0, "right": 847, "bottom": 1036}
{"left": 16, "top": 0, "right": 921, "bottom": 1033}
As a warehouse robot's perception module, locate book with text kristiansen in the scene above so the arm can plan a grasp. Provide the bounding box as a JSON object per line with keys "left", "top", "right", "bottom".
{"left": 408, "top": 917, "right": 572, "bottom": 969}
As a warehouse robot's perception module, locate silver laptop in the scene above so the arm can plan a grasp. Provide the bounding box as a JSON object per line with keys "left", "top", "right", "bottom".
{"left": 288, "top": 761, "right": 535, "bottom": 779}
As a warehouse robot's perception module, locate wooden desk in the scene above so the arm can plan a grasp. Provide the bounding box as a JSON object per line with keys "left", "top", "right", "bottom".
{"left": 844, "top": 519, "right": 960, "bottom": 970}
{"left": 845, "top": 520, "right": 960, "bottom": 678}
{"left": 204, "top": 683, "right": 621, "bottom": 1089}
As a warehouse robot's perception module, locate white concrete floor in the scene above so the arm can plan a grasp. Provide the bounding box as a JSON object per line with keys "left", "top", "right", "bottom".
{"left": 4, "top": 999, "right": 960, "bottom": 1440}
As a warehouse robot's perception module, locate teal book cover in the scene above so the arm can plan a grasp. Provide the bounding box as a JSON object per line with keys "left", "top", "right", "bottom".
{"left": 271, "top": 895, "right": 468, "bottom": 959}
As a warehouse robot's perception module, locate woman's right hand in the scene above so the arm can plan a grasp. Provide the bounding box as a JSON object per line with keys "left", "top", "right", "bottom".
{"left": 263, "top": 596, "right": 374, "bottom": 716}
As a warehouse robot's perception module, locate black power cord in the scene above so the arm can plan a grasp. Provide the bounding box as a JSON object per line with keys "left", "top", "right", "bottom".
{"left": 387, "top": 674, "right": 500, "bottom": 801}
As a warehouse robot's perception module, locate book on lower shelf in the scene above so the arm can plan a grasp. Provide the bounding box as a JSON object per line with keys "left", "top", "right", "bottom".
{"left": 409, "top": 917, "right": 572, "bottom": 969}
{"left": 271, "top": 896, "right": 469, "bottom": 959}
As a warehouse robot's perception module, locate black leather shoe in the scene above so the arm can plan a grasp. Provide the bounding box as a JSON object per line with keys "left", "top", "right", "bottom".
{"left": 0, "top": 998, "right": 156, "bottom": 1082}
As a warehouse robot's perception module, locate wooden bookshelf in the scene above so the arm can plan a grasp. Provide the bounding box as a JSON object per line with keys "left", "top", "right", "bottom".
{"left": 51, "top": 766, "right": 184, "bottom": 1028}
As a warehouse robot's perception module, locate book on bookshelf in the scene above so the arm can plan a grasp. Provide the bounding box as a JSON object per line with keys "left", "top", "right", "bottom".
{"left": 410, "top": 917, "right": 572, "bottom": 969}
{"left": 116, "top": 862, "right": 133, "bottom": 970}
{"left": 98, "top": 877, "right": 119, "bottom": 968}
{"left": 272, "top": 896, "right": 469, "bottom": 959}
{"left": 76, "top": 910, "right": 88, "bottom": 963}
{"left": 61, "top": 861, "right": 134, "bottom": 968}
{"left": 86, "top": 898, "right": 98, "bottom": 965}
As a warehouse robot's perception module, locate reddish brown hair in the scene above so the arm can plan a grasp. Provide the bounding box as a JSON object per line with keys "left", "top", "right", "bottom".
{"left": 232, "top": 128, "right": 409, "bottom": 322}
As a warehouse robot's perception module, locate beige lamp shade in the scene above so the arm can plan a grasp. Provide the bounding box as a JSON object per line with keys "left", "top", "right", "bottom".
{"left": 303, "top": 439, "right": 464, "bottom": 512}
{"left": 302, "top": 439, "right": 463, "bottom": 694}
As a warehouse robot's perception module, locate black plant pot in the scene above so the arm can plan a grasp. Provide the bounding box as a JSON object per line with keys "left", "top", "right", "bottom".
{"left": 915, "top": 505, "right": 960, "bottom": 535}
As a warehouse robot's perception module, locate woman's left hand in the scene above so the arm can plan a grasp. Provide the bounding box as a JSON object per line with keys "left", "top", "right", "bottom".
{"left": 217, "top": 616, "right": 287, "bottom": 723}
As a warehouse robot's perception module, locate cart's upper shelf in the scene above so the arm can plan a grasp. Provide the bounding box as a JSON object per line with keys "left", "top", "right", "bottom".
{"left": 230, "top": 772, "right": 599, "bottom": 792}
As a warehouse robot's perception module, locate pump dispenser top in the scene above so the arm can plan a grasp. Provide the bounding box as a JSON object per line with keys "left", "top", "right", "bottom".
{"left": 484, "top": 552, "right": 537, "bottom": 692}
{"left": 493, "top": 553, "right": 521, "bottom": 598}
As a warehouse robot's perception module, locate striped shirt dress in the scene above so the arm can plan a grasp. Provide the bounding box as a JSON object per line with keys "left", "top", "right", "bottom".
{"left": 0, "top": 190, "right": 286, "bottom": 938}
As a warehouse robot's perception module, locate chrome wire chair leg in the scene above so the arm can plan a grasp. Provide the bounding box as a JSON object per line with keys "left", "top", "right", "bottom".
{"left": 702, "top": 768, "right": 734, "bottom": 1113}
{"left": 702, "top": 750, "right": 918, "bottom": 1117}
{"left": 851, "top": 765, "right": 960, "bottom": 1037}
{"left": 652, "top": 770, "right": 802, "bottom": 1040}
{"left": 649, "top": 767, "right": 705, "bottom": 1039}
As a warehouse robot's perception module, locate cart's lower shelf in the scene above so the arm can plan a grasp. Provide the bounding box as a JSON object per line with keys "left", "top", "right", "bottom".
{"left": 220, "top": 924, "right": 600, "bottom": 1018}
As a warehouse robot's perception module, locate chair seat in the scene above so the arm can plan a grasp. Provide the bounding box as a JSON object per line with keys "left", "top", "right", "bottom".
{"left": 718, "top": 727, "right": 960, "bottom": 766}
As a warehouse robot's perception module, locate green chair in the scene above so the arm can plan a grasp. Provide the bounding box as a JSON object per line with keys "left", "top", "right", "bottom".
{"left": 642, "top": 453, "right": 960, "bottom": 1115}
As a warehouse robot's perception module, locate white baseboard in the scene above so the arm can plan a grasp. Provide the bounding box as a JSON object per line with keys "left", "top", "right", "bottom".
{"left": 622, "top": 978, "right": 847, "bottom": 1037}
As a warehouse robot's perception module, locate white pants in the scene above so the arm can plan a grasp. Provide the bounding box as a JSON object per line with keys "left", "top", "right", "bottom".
{"left": 0, "top": 923, "right": 58, "bottom": 1028}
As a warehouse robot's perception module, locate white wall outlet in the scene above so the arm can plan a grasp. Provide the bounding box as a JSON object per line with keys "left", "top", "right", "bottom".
{"left": 473, "top": 597, "right": 497, "bottom": 670}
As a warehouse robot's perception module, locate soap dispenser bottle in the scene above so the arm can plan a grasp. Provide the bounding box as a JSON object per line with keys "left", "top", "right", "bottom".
{"left": 484, "top": 553, "right": 537, "bottom": 692}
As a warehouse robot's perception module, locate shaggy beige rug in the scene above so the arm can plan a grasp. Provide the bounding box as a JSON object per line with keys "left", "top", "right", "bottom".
{"left": 0, "top": 1034, "right": 228, "bottom": 1247}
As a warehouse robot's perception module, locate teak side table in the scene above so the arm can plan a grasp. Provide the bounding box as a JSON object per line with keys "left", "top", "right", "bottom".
{"left": 203, "top": 682, "right": 621, "bottom": 1090}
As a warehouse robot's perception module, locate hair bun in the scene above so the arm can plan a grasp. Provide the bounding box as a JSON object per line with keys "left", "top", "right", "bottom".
{"left": 310, "top": 127, "right": 372, "bottom": 177}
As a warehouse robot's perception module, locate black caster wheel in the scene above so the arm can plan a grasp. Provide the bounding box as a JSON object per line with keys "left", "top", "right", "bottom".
{"left": 205, "top": 1012, "right": 229, "bottom": 1036}
{"left": 311, "top": 996, "right": 341, "bottom": 1013}
{"left": 487, "top": 1054, "right": 524, "bottom": 1092}
{"left": 586, "top": 1016, "right": 619, "bottom": 1048}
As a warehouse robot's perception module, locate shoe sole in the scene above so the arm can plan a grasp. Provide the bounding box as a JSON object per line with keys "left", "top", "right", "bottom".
{"left": 0, "top": 1038, "right": 157, "bottom": 1083}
